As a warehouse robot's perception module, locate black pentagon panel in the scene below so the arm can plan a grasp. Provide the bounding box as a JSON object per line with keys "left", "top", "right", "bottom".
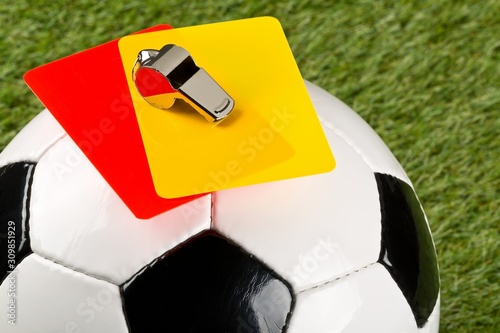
{"left": 0, "top": 162, "right": 36, "bottom": 283}
{"left": 121, "top": 230, "right": 294, "bottom": 333}
{"left": 375, "top": 173, "right": 439, "bottom": 328}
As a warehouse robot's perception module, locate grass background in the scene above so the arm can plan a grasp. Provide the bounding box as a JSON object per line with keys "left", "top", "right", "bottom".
{"left": 0, "top": 0, "right": 498, "bottom": 331}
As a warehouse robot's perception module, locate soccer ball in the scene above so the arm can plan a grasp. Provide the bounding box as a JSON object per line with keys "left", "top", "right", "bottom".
{"left": 0, "top": 81, "right": 439, "bottom": 332}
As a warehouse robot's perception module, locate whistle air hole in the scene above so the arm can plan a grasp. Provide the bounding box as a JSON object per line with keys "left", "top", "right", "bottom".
{"left": 167, "top": 56, "right": 200, "bottom": 89}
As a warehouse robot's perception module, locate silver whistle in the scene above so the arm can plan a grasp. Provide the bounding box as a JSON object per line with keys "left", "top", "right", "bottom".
{"left": 133, "top": 44, "right": 234, "bottom": 122}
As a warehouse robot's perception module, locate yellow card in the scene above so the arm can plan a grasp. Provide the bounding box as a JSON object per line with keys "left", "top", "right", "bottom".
{"left": 118, "top": 17, "right": 335, "bottom": 198}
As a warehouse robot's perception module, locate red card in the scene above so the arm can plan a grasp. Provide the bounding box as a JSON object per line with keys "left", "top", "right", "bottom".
{"left": 24, "top": 25, "right": 204, "bottom": 219}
